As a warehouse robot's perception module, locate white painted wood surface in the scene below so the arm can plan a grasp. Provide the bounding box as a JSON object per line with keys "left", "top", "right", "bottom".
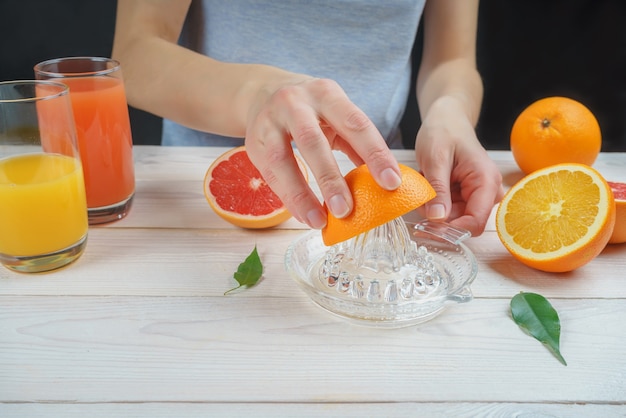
{"left": 1, "top": 146, "right": 625, "bottom": 417}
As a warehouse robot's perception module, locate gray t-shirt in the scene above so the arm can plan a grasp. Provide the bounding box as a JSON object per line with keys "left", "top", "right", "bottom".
{"left": 162, "top": 0, "right": 426, "bottom": 148}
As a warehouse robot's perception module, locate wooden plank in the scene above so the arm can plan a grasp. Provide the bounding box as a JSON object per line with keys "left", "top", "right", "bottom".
{"left": 1, "top": 402, "right": 624, "bottom": 418}
{"left": 1, "top": 228, "right": 624, "bottom": 298}
{"left": 0, "top": 228, "right": 622, "bottom": 298}
{"left": 2, "top": 147, "right": 624, "bottom": 414}
{"left": 0, "top": 296, "right": 624, "bottom": 403}
{"left": 117, "top": 148, "right": 626, "bottom": 232}
{"left": 131, "top": 146, "right": 626, "bottom": 183}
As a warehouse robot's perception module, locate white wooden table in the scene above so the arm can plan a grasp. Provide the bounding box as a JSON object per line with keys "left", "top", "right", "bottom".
{"left": 1, "top": 146, "right": 625, "bottom": 417}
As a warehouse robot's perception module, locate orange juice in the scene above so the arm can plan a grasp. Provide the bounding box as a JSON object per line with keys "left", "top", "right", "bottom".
{"left": 0, "top": 153, "right": 88, "bottom": 256}
{"left": 62, "top": 76, "right": 135, "bottom": 208}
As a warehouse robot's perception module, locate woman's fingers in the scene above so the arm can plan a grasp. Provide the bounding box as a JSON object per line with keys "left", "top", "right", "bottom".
{"left": 245, "top": 78, "right": 400, "bottom": 230}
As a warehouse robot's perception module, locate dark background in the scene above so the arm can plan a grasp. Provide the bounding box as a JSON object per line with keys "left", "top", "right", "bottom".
{"left": 2, "top": 0, "right": 625, "bottom": 151}
{"left": 0, "top": 0, "right": 161, "bottom": 145}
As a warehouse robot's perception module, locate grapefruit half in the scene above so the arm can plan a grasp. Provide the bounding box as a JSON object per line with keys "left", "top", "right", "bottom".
{"left": 203, "top": 146, "right": 308, "bottom": 229}
{"left": 608, "top": 181, "right": 626, "bottom": 244}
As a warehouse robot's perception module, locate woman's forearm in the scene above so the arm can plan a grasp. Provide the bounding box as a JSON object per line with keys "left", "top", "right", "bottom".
{"left": 416, "top": 59, "right": 483, "bottom": 126}
{"left": 112, "top": 0, "right": 304, "bottom": 138}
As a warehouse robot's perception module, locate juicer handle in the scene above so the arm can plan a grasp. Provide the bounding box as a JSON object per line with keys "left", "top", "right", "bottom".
{"left": 411, "top": 220, "right": 471, "bottom": 245}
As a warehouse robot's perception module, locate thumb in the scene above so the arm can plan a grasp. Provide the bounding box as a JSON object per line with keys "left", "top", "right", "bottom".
{"left": 422, "top": 164, "right": 452, "bottom": 222}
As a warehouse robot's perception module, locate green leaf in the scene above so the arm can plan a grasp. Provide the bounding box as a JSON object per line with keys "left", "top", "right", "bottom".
{"left": 224, "top": 245, "right": 264, "bottom": 295}
{"left": 510, "top": 292, "right": 567, "bottom": 366}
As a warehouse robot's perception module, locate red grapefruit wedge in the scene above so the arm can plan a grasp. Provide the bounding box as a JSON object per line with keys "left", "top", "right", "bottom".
{"left": 608, "top": 181, "right": 626, "bottom": 244}
{"left": 203, "top": 146, "right": 308, "bottom": 229}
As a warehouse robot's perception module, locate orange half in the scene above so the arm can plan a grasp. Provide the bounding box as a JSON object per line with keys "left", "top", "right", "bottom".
{"left": 496, "top": 163, "right": 615, "bottom": 272}
{"left": 321, "top": 164, "right": 436, "bottom": 246}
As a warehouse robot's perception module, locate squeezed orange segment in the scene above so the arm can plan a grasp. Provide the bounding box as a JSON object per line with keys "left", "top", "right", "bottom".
{"left": 321, "top": 164, "right": 436, "bottom": 246}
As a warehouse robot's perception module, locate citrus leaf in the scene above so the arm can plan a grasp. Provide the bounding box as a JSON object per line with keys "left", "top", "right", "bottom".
{"left": 510, "top": 292, "right": 567, "bottom": 366}
{"left": 224, "top": 245, "right": 263, "bottom": 295}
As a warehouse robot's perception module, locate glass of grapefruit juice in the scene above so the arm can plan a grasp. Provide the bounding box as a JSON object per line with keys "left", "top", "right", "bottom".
{"left": 35, "top": 57, "right": 135, "bottom": 224}
{"left": 0, "top": 80, "right": 88, "bottom": 273}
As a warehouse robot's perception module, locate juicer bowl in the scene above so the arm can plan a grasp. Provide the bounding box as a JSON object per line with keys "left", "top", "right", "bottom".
{"left": 284, "top": 220, "right": 478, "bottom": 328}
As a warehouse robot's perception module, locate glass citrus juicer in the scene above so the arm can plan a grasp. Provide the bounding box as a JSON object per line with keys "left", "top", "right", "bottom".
{"left": 284, "top": 165, "right": 478, "bottom": 328}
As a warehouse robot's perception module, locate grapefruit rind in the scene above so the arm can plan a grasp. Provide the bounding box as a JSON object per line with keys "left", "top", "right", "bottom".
{"left": 495, "top": 163, "right": 615, "bottom": 272}
{"left": 608, "top": 181, "right": 626, "bottom": 244}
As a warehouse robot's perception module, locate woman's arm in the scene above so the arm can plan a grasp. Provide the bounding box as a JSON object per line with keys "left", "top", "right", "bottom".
{"left": 112, "top": 0, "right": 304, "bottom": 138}
{"left": 414, "top": 0, "right": 504, "bottom": 236}
{"left": 112, "top": 0, "right": 401, "bottom": 229}
{"left": 417, "top": 0, "right": 482, "bottom": 124}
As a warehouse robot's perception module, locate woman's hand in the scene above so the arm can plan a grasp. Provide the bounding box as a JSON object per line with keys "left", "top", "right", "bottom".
{"left": 415, "top": 96, "right": 504, "bottom": 236}
{"left": 244, "top": 77, "right": 402, "bottom": 229}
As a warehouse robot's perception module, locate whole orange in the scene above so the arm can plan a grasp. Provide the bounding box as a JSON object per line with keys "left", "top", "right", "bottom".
{"left": 495, "top": 163, "right": 615, "bottom": 273}
{"left": 510, "top": 97, "right": 602, "bottom": 174}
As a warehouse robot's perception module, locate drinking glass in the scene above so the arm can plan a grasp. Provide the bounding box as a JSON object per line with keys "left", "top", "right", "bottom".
{"left": 0, "top": 80, "right": 88, "bottom": 273}
{"left": 34, "top": 57, "right": 135, "bottom": 224}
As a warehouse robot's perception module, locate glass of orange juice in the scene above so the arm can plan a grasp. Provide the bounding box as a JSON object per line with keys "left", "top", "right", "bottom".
{"left": 34, "top": 57, "right": 135, "bottom": 225}
{"left": 0, "top": 80, "right": 88, "bottom": 273}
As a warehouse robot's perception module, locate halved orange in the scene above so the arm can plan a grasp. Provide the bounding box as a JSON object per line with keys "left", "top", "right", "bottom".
{"left": 321, "top": 164, "right": 436, "bottom": 246}
{"left": 203, "top": 146, "right": 308, "bottom": 229}
{"left": 496, "top": 163, "right": 615, "bottom": 272}
{"left": 608, "top": 181, "right": 626, "bottom": 244}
